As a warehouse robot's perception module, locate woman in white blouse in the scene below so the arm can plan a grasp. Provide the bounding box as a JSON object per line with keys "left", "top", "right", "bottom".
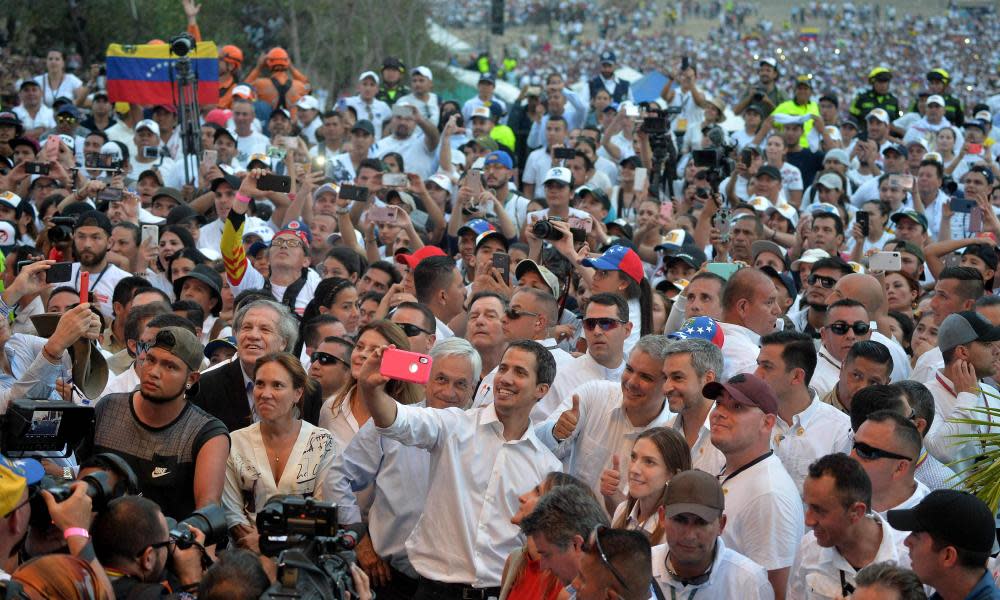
{"left": 34, "top": 50, "right": 86, "bottom": 107}
{"left": 608, "top": 427, "right": 691, "bottom": 546}
{"left": 223, "top": 352, "right": 337, "bottom": 552}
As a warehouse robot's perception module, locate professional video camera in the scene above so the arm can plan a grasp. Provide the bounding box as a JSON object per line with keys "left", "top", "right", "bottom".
{"left": 640, "top": 106, "right": 680, "bottom": 200}
{"left": 258, "top": 496, "right": 360, "bottom": 600}
{"left": 691, "top": 125, "right": 735, "bottom": 193}
{"left": 1, "top": 399, "right": 94, "bottom": 457}
{"left": 168, "top": 33, "right": 195, "bottom": 58}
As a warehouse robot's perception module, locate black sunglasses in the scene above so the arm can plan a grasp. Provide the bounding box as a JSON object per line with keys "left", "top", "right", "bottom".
{"left": 583, "top": 317, "right": 627, "bottom": 332}
{"left": 828, "top": 320, "right": 870, "bottom": 336}
{"left": 808, "top": 273, "right": 837, "bottom": 289}
{"left": 505, "top": 307, "right": 539, "bottom": 320}
{"left": 396, "top": 322, "right": 433, "bottom": 337}
{"left": 311, "top": 351, "right": 349, "bottom": 367}
{"left": 853, "top": 441, "right": 914, "bottom": 462}
{"left": 587, "top": 526, "right": 630, "bottom": 591}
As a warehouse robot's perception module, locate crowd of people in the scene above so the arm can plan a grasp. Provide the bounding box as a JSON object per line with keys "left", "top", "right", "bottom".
{"left": 2, "top": 0, "right": 1000, "bottom": 598}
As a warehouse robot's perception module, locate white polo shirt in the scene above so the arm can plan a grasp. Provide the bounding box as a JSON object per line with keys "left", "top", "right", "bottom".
{"left": 875, "top": 480, "right": 930, "bottom": 521}
{"left": 720, "top": 453, "right": 805, "bottom": 571}
{"left": 772, "top": 397, "right": 853, "bottom": 494}
{"left": 652, "top": 539, "right": 774, "bottom": 600}
{"left": 719, "top": 322, "right": 762, "bottom": 380}
{"left": 668, "top": 411, "right": 725, "bottom": 475}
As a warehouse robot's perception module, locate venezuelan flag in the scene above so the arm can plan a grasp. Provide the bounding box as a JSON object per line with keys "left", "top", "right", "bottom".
{"left": 799, "top": 27, "right": 819, "bottom": 42}
{"left": 106, "top": 42, "right": 219, "bottom": 106}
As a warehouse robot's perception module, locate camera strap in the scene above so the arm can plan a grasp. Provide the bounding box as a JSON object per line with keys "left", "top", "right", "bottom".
{"left": 270, "top": 77, "right": 292, "bottom": 111}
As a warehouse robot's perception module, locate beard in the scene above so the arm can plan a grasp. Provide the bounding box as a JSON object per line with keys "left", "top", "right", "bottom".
{"left": 142, "top": 382, "right": 186, "bottom": 404}
{"left": 75, "top": 244, "right": 108, "bottom": 267}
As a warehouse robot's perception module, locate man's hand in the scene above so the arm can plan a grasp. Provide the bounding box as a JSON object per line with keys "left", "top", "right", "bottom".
{"left": 599, "top": 454, "right": 621, "bottom": 498}
{"left": 46, "top": 303, "right": 101, "bottom": 357}
{"left": 355, "top": 534, "right": 391, "bottom": 587}
{"left": 171, "top": 525, "right": 207, "bottom": 586}
{"left": 553, "top": 395, "right": 581, "bottom": 442}
{"left": 952, "top": 359, "right": 980, "bottom": 396}
{"left": 40, "top": 482, "right": 93, "bottom": 532}
{"left": 5, "top": 259, "right": 53, "bottom": 305}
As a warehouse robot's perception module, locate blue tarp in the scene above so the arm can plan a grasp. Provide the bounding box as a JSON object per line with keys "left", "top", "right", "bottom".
{"left": 629, "top": 70, "right": 669, "bottom": 104}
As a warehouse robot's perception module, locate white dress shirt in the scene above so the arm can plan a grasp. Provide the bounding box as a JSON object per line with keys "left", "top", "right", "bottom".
{"left": 377, "top": 403, "right": 561, "bottom": 588}
{"left": 875, "top": 480, "right": 930, "bottom": 521}
{"left": 536, "top": 380, "right": 673, "bottom": 500}
{"left": 809, "top": 346, "right": 841, "bottom": 400}
{"left": 341, "top": 96, "right": 392, "bottom": 139}
{"left": 721, "top": 454, "right": 805, "bottom": 571}
{"left": 568, "top": 352, "right": 626, "bottom": 385}
{"left": 924, "top": 371, "right": 997, "bottom": 469}
{"left": 871, "top": 331, "right": 911, "bottom": 382}
{"left": 101, "top": 363, "right": 139, "bottom": 398}
{"left": 611, "top": 500, "right": 659, "bottom": 539}
{"left": 652, "top": 539, "right": 774, "bottom": 600}
{"left": 787, "top": 513, "right": 910, "bottom": 600}
{"left": 434, "top": 317, "right": 454, "bottom": 340}
{"left": 669, "top": 410, "right": 726, "bottom": 474}
{"left": 911, "top": 347, "right": 943, "bottom": 384}
{"left": 319, "top": 388, "right": 375, "bottom": 517}
{"left": 472, "top": 339, "right": 579, "bottom": 422}
{"left": 720, "top": 322, "right": 762, "bottom": 380}
{"left": 773, "top": 397, "right": 853, "bottom": 494}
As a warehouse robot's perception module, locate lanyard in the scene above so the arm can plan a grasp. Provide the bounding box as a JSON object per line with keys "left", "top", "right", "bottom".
{"left": 719, "top": 451, "right": 773, "bottom": 484}
{"left": 840, "top": 570, "right": 855, "bottom": 596}
{"left": 936, "top": 374, "right": 993, "bottom": 429}
{"left": 75, "top": 264, "right": 110, "bottom": 293}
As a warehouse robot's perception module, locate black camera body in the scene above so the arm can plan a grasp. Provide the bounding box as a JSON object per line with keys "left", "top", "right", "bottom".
{"left": 169, "top": 33, "right": 195, "bottom": 58}
{"left": 532, "top": 217, "right": 586, "bottom": 244}
{"left": 30, "top": 471, "right": 114, "bottom": 528}
{"left": 48, "top": 216, "right": 77, "bottom": 244}
{"left": 166, "top": 504, "right": 227, "bottom": 550}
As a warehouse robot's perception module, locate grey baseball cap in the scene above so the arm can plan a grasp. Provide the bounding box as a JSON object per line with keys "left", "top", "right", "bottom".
{"left": 937, "top": 311, "right": 1000, "bottom": 353}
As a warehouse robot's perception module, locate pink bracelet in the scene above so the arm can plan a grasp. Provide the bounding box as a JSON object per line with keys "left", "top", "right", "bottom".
{"left": 64, "top": 527, "right": 89, "bottom": 540}
{"left": 235, "top": 192, "right": 251, "bottom": 204}
{"left": 287, "top": 192, "right": 297, "bottom": 201}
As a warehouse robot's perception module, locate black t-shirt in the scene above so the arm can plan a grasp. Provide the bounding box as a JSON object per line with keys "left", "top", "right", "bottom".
{"left": 92, "top": 392, "right": 229, "bottom": 520}
{"left": 786, "top": 148, "right": 826, "bottom": 189}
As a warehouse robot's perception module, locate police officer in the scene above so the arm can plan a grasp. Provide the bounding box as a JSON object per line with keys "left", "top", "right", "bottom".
{"left": 376, "top": 57, "right": 410, "bottom": 107}
{"left": 915, "top": 68, "right": 964, "bottom": 126}
{"left": 850, "top": 67, "right": 901, "bottom": 130}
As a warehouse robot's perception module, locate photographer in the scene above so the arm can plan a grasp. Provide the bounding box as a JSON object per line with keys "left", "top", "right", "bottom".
{"left": 91, "top": 496, "right": 207, "bottom": 598}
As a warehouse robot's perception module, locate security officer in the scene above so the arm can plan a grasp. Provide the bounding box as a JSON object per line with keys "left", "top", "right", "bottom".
{"left": 849, "top": 67, "right": 900, "bottom": 130}
{"left": 916, "top": 68, "right": 964, "bottom": 126}
{"left": 376, "top": 57, "right": 410, "bottom": 107}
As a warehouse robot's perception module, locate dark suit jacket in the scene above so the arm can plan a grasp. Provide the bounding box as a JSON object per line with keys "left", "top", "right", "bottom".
{"left": 188, "top": 359, "right": 322, "bottom": 433}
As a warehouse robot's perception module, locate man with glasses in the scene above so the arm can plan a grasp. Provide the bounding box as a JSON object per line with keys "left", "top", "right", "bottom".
{"left": 811, "top": 298, "right": 874, "bottom": 398}
{"left": 331, "top": 338, "right": 480, "bottom": 599}
{"left": 829, "top": 273, "right": 911, "bottom": 383}
{"left": 568, "top": 293, "right": 630, "bottom": 384}
{"left": 537, "top": 335, "right": 673, "bottom": 509}
{"left": 652, "top": 469, "right": 773, "bottom": 599}
{"left": 309, "top": 336, "right": 354, "bottom": 401}
{"left": 789, "top": 453, "right": 910, "bottom": 599}
{"left": 788, "top": 256, "right": 853, "bottom": 340}
{"left": 576, "top": 528, "right": 654, "bottom": 600}
{"left": 92, "top": 495, "right": 208, "bottom": 598}
{"left": 851, "top": 410, "right": 927, "bottom": 517}
{"left": 923, "top": 311, "right": 1000, "bottom": 470}
{"left": 389, "top": 301, "right": 437, "bottom": 354}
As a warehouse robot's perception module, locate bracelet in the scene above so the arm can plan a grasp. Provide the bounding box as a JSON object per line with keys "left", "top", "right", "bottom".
{"left": 287, "top": 192, "right": 297, "bottom": 201}
{"left": 64, "top": 527, "right": 89, "bottom": 540}
{"left": 235, "top": 192, "right": 251, "bottom": 204}
{"left": 42, "top": 344, "right": 61, "bottom": 363}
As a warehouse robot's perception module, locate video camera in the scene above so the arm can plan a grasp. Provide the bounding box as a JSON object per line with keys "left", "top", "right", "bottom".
{"left": 258, "top": 496, "right": 360, "bottom": 600}
{"left": 1, "top": 400, "right": 93, "bottom": 457}
{"left": 691, "top": 127, "right": 735, "bottom": 193}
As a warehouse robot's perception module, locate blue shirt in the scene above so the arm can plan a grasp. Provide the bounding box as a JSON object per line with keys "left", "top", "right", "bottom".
{"left": 932, "top": 572, "right": 1000, "bottom": 600}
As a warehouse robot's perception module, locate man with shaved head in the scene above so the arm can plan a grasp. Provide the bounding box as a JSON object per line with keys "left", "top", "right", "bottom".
{"left": 719, "top": 268, "right": 780, "bottom": 379}
{"left": 829, "top": 273, "right": 910, "bottom": 382}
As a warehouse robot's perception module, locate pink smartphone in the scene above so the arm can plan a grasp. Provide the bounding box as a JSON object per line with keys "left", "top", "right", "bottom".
{"left": 968, "top": 143, "right": 984, "bottom": 155}
{"left": 660, "top": 201, "right": 674, "bottom": 221}
{"left": 44, "top": 136, "right": 60, "bottom": 161}
{"left": 380, "top": 347, "right": 433, "bottom": 385}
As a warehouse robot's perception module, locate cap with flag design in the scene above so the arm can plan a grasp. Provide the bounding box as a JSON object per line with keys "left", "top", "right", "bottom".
{"left": 669, "top": 316, "right": 725, "bottom": 349}
{"left": 457, "top": 218, "right": 495, "bottom": 239}
{"left": 582, "top": 245, "right": 644, "bottom": 284}
{"left": 275, "top": 220, "right": 312, "bottom": 246}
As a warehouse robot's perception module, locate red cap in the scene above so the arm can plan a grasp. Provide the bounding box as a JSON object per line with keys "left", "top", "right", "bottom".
{"left": 703, "top": 373, "right": 779, "bottom": 416}
{"left": 395, "top": 245, "right": 446, "bottom": 269}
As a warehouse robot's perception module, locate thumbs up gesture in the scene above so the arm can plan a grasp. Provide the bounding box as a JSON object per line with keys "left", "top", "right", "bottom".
{"left": 600, "top": 454, "right": 622, "bottom": 498}
{"left": 553, "top": 395, "right": 581, "bottom": 442}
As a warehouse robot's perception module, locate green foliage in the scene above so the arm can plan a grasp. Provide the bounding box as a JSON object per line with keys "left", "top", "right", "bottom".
{"left": 950, "top": 388, "right": 1000, "bottom": 512}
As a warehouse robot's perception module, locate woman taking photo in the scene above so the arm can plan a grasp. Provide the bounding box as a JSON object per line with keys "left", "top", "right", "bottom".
{"left": 223, "top": 352, "right": 337, "bottom": 552}
{"left": 606, "top": 427, "right": 691, "bottom": 545}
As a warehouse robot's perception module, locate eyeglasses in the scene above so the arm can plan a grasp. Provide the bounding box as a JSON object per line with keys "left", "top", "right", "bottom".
{"left": 828, "top": 321, "right": 871, "bottom": 336}
{"left": 145, "top": 539, "right": 175, "bottom": 555}
{"left": 807, "top": 274, "right": 837, "bottom": 289}
{"left": 583, "top": 317, "right": 627, "bottom": 331}
{"left": 396, "top": 322, "right": 433, "bottom": 337}
{"left": 853, "top": 441, "right": 914, "bottom": 462}
{"left": 587, "top": 526, "right": 630, "bottom": 591}
{"left": 311, "top": 351, "right": 349, "bottom": 368}
{"left": 271, "top": 238, "right": 304, "bottom": 249}
{"left": 505, "top": 307, "right": 539, "bottom": 320}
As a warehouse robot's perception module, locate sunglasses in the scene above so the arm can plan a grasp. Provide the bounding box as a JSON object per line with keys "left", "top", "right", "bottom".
{"left": 505, "top": 307, "right": 539, "bottom": 320}
{"left": 583, "top": 317, "right": 627, "bottom": 331}
{"left": 853, "top": 441, "right": 914, "bottom": 462}
{"left": 396, "top": 322, "right": 434, "bottom": 337}
{"left": 587, "top": 526, "right": 630, "bottom": 591}
{"left": 807, "top": 273, "right": 837, "bottom": 289}
{"left": 828, "top": 321, "right": 871, "bottom": 336}
{"left": 311, "top": 351, "right": 349, "bottom": 368}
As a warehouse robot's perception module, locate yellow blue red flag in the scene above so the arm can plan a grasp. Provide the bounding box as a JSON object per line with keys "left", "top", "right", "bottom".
{"left": 105, "top": 42, "right": 219, "bottom": 106}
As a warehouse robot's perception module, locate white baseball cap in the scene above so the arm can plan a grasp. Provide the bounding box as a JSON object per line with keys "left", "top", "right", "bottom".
{"left": 866, "top": 108, "right": 890, "bottom": 124}
{"left": 427, "top": 172, "right": 453, "bottom": 194}
{"left": 296, "top": 95, "right": 320, "bottom": 111}
{"left": 412, "top": 66, "right": 433, "bottom": 81}
{"left": 358, "top": 71, "right": 380, "bottom": 84}
{"left": 926, "top": 95, "right": 945, "bottom": 107}
{"left": 543, "top": 167, "right": 572, "bottom": 185}
{"left": 790, "top": 248, "right": 831, "bottom": 270}
{"left": 135, "top": 119, "right": 160, "bottom": 137}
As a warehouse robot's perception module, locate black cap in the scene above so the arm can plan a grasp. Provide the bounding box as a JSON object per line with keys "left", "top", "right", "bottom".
{"left": 210, "top": 169, "right": 240, "bottom": 192}
{"left": 962, "top": 244, "right": 999, "bottom": 270}
{"left": 666, "top": 245, "right": 707, "bottom": 270}
{"left": 576, "top": 186, "right": 611, "bottom": 211}
{"left": 756, "top": 165, "right": 782, "bottom": 181}
{"left": 351, "top": 119, "right": 375, "bottom": 136}
{"left": 152, "top": 187, "right": 183, "bottom": 205}
{"left": 212, "top": 125, "right": 237, "bottom": 145}
{"left": 173, "top": 264, "right": 223, "bottom": 312}
{"left": 887, "top": 490, "right": 995, "bottom": 554}
{"left": 382, "top": 56, "right": 405, "bottom": 71}
{"left": 165, "top": 204, "right": 205, "bottom": 226}
{"left": 74, "top": 210, "right": 112, "bottom": 235}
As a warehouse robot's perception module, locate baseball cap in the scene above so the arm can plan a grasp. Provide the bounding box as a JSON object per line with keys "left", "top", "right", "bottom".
{"left": 663, "top": 469, "right": 725, "bottom": 522}
{"left": 748, "top": 196, "right": 773, "bottom": 212}
{"left": 467, "top": 136, "right": 499, "bottom": 152}
{"left": 412, "top": 66, "right": 433, "bottom": 80}
{"left": 173, "top": 264, "right": 223, "bottom": 310}
{"left": 381, "top": 56, "right": 405, "bottom": 71}
{"left": 822, "top": 149, "right": 850, "bottom": 168}
{"left": 296, "top": 95, "right": 320, "bottom": 111}
{"left": 926, "top": 95, "right": 945, "bottom": 107}
{"left": 965, "top": 119, "right": 989, "bottom": 133}
{"left": 887, "top": 490, "right": 995, "bottom": 554}
{"left": 313, "top": 182, "right": 340, "bottom": 200}
{"left": 866, "top": 108, "right": 890, "bottom": 124}
{"left": 100, "top": 141, "right": 126, "bottom": 162}
{"left": 887, "top": 239, "right": 925, "bottom": 263}
{"left": 0, "top": 112, "right": 22, "bottom": 130}
{"left": 243, "top": 222, "right": 275, "bottom": 244}
{"left": 210, "top": 167, "right": 240, "bottom": 192}
{"left": 204, "top": 336, "right": 237, "bottom": 360}
{"left": 790, "top": 248, "right": 831, "bottom": 271}
{"left": 0, "top": 455, "right": 44, "bottom": 516}
{"left": 351, "top": 119, "right": 375, "bottom": 137}
{"left": 576, "top": 186, "right": 611, "bottom": 211}
{"left": 135, "top": 119, "right": 160, "bottom": 137}
{"left": 476, "top": 229, "right": 508, "bottom": 252}
{"left": 882, "top": 143, "right": 908, "bottom": 158}
{"left": 212, "top": 126, "right": 237, "bottom": 145}
{"left": 269, "top": 107, "right": 291, "bottom": 121}
{"left": 665, "top": 245, "right": 707, "bottom": 270}
{"left": 839, "top": 116, "right": 861, "bottom": 130}
{"left": 57, "top": 104, "right": 80, "bottom": 119}
{"left": 761, "top": 265, "right": 798, "bottom": 299}
{"left": 457, "top": 218, "right": 495, "bottom": 239}
{"left": 751, "top": 240, "right": 787, "bottom": 264}
{"left": 426, "top": 173, "right": 453, "bottom": 194}
{"left": 478, "top": 73, "right": 495, "bottom": 84}
{"left": 937, "top": 311, "right": 1000, "bottom": 353}
{"left": 165, "top": 204, "right": 205, "bottom": 227}
{"left": 151, "top": 187, "right": 183, "bottom": 206}
{"left": 890, "top": 211, "right": 928, "bottom": 231}
{"left": 358, "top": 71, "right": 380, "bottom": 84}
{"left": 515, "top": 259, "right": 560, "bottom": 297}
{"left": 816, "top": 173, "right": 844, "bottom": 191}
{"left": 0, "top": 191, "right": 22, "bottom": 212}
{"left": 484, "top": 151, "right": 513, "bottom": 169}
{"left": 543, "top": 167, "right": 572, "bottom": 185}
{"left": 811, "top": 202, "right": 839, "bottom": 215}
{"left": 150, "top": 326, "right": 204, "bottom": 371}
{"left": 961, "top": 244, "right": 999, "bottom": 270}
{"left": 766, "top": 201, "right": 800, "bottom": 228}
{"left": 471, "top": 106, "right": 492, "bottom": 120}
{"left": 654, "top": 229, "right": 689, "bottom": 253}
{"left": 703, "top": 373, "right": 779, "bottom": 415}
{"left": 395, "top": 245, "right": 446, "bottom": 270}
{"left": 582, "top": 245, "right": 644, "bottom": 285}
{"left": 668, "top": 316, "right": 725, "bottom": 349}
{"left": 275, "top": 220, "right": 312, "bottom": 247}
{"left": 599, "top": 50, "right": 617, "bottom": 64}
{"left": 387, "top": 190, "right": 418, "bottom": 213}
{"left": 205, "top": 109, "right": 231, "bottom": 128}
{"left": 759, "top": 57, "right": 778, "bottom": 69}
{"left": 756, "top": 165, "right": 782, "bottom": 181}
{"left": 74, "top": 210, "right": 113, "bottom": 235}
{"left": 232, "top": 84, "right": 255, "bottom": 100}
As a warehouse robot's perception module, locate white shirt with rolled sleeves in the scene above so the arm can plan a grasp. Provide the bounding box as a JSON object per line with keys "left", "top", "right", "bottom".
{"left": 652, "top": 539, "right": 775, "bottom": 600}
{"left": 787, "top": 513, "right": 910, "bottom": 600}
{"left": 719, "top": 322, "right": 761, "bottom": 380}
{"left": 471, "top": 339, "right": 578, "bottom": 422}
{"left": 70, "top": 262, "right": 130, "bottom": 320}
{"left": 535, "top": 380, "right": 673, "bottom": 500}
{"left": 376, "top": 402, "right": 561, "bottom": 588}
{"left": 720, "top": 453, "right": 805, "bottom": 572}
{"left": 668, "top": 411, "right": 725, "bottom": 474}
{"left": 923, "top": 372, "right": 998, "bottom": 470}
{"left": 772, "top": 397, "right": 854, "bottom": 494}
{"left": 328, "top": 411, "right": 429, "bottom": 578}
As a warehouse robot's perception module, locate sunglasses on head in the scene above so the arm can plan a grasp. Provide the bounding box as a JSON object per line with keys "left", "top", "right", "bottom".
{"left": 505, "top": 307, "right": 539, "bottom": 320}
{"left": 853, "top": 441, "right": 913, "bottom": 462}
{"left": 808, "top": 273, "right": 837, "bottom": 289}
{"left": 583, "top": 317, "right": 627, "bottom": 331}
{"left": 396, "top": 322, "right": 433, "bottom": 337}
{"left": 311, "top": 351, "right": 349, "bottom": 367}
{"left": 828, "top": 320, "right": 870, "bottom": 336}
{"left": 587, "top": 526, "right": 630, "bottom": 591}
